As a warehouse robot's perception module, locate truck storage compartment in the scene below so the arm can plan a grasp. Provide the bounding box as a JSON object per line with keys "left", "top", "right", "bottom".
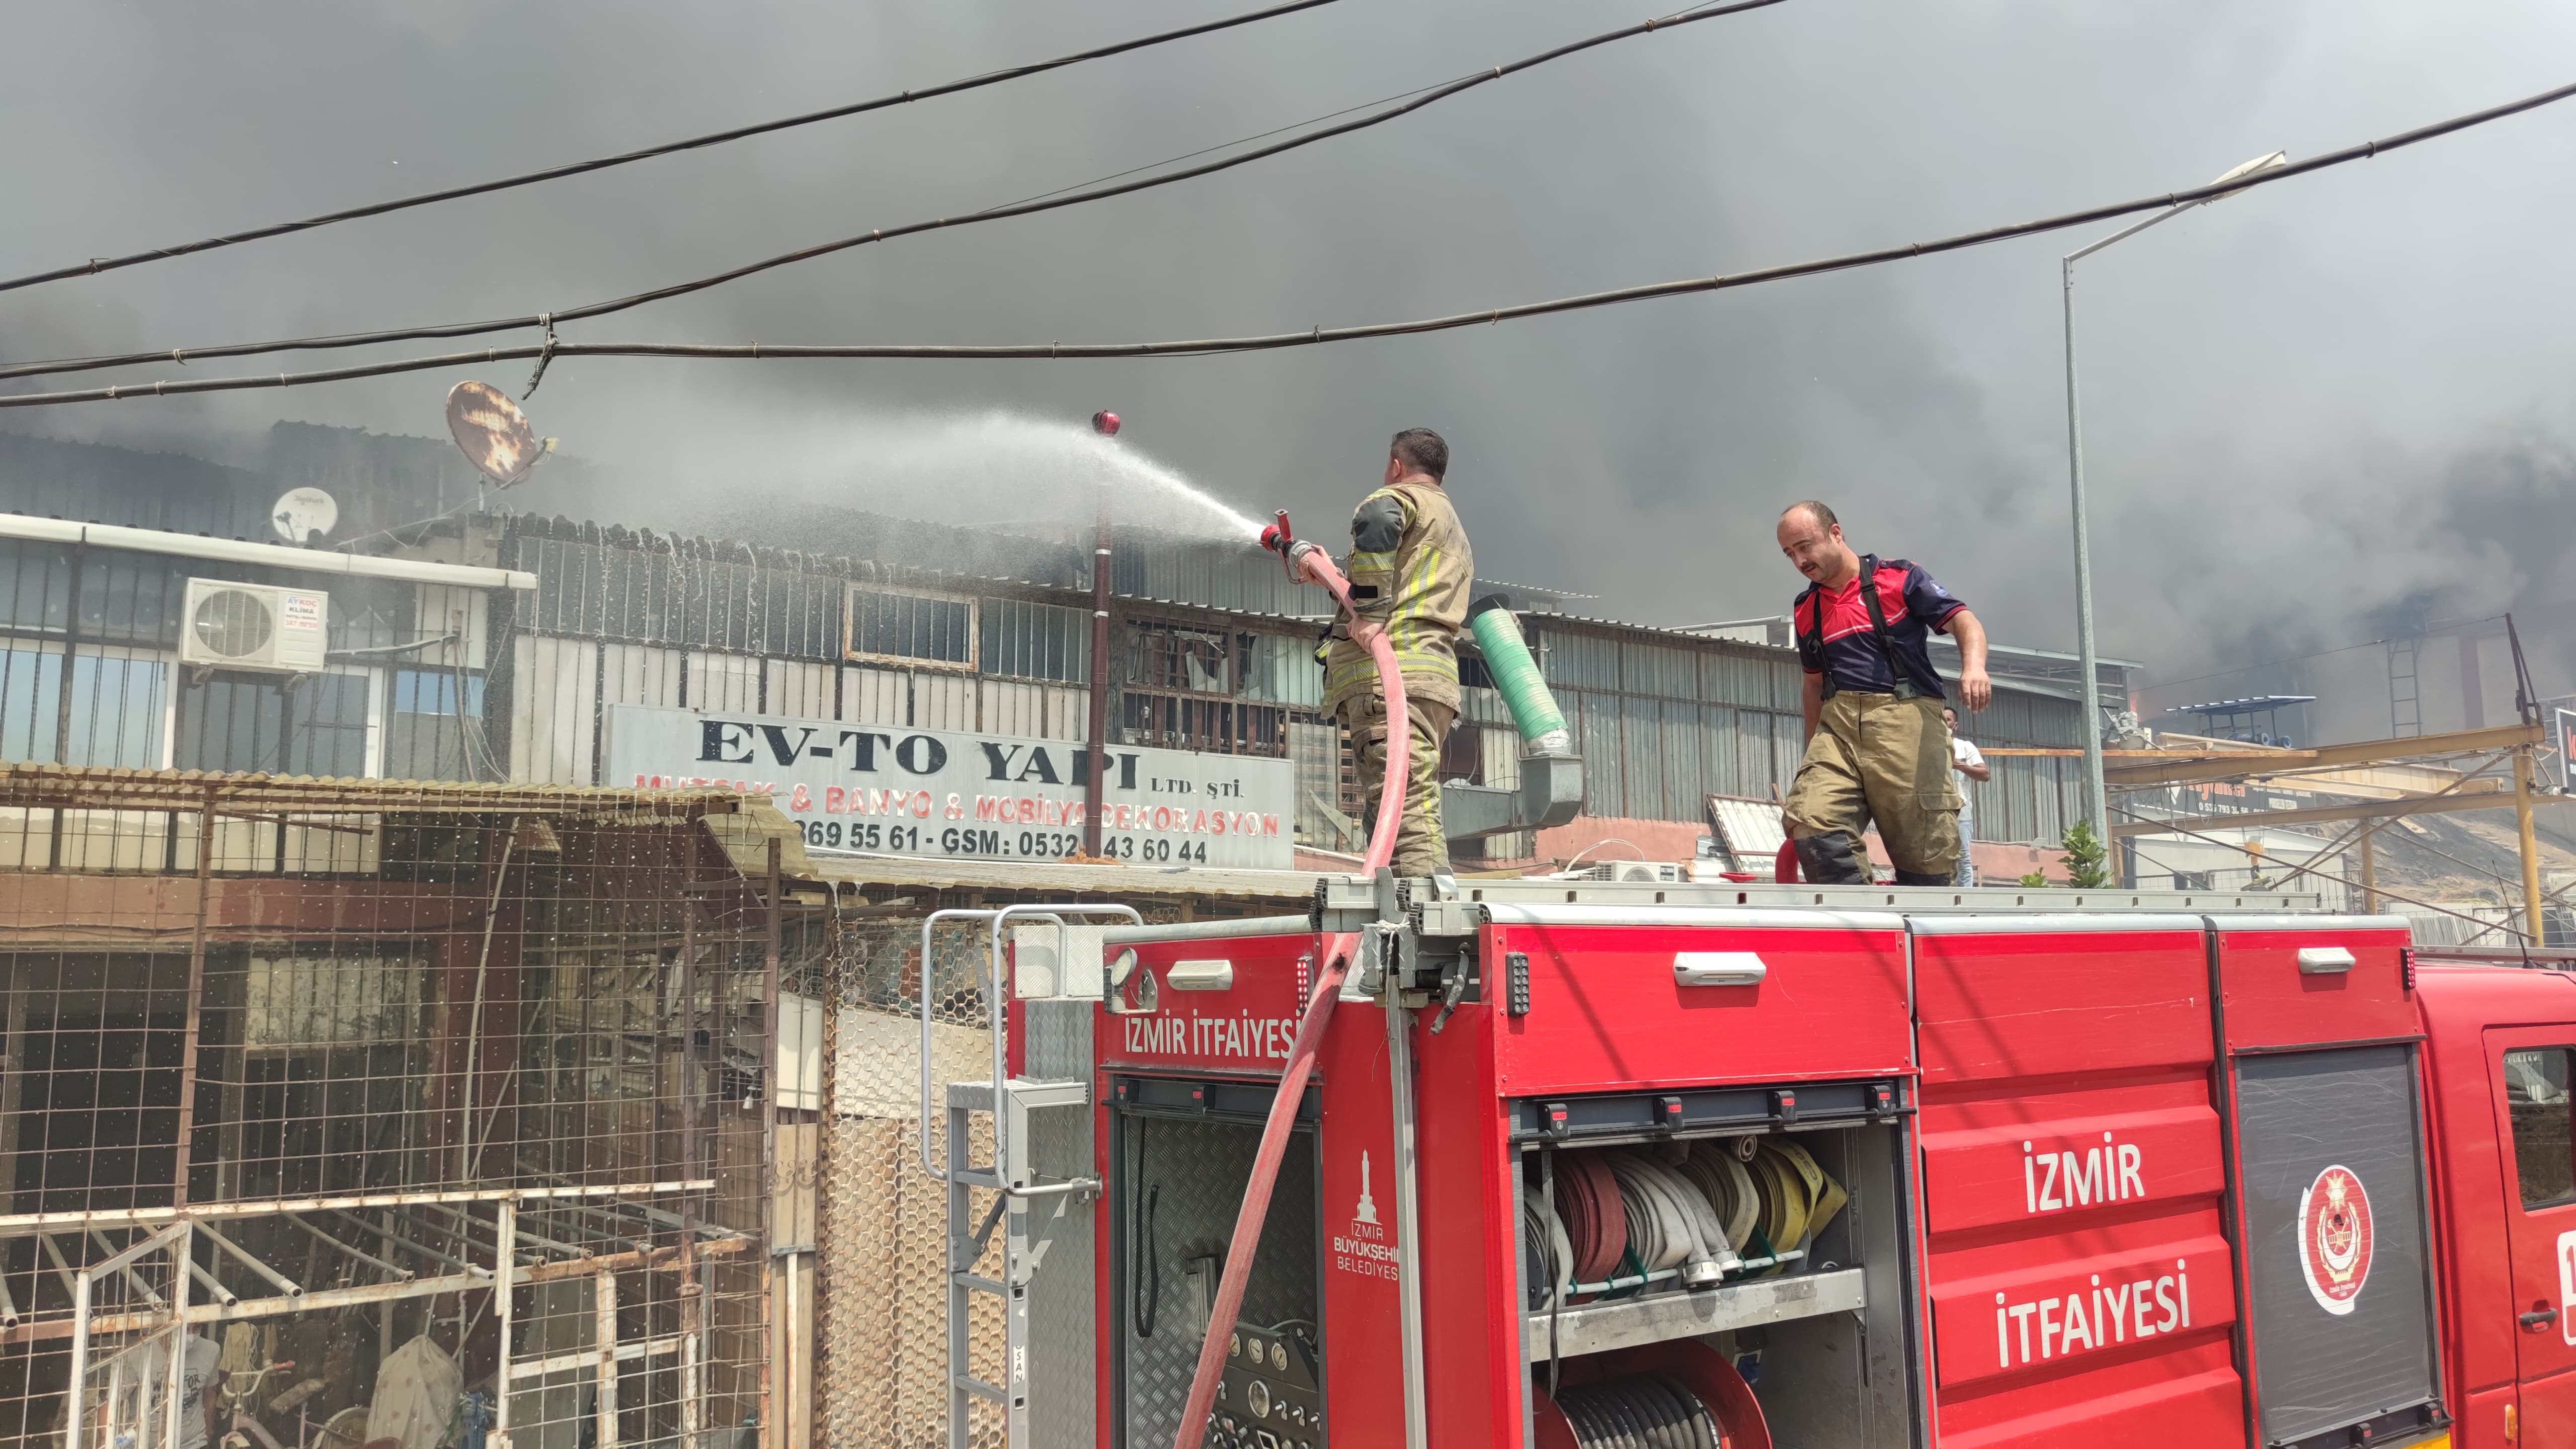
{"left": 1911, "top": 916, "right": 2245, "bottom": 1448}
{"left": 2214, "top": 918, "right": 2442, "bottom": 1448}
{"left": 1513, "top": 1089, "right": 1915, "bottom": 1448}
{"left": 1484, "top": 907, "right": 1913, "bottom": 1096}
{"left": 1108, "top": 1080, "right": 1324, "bottom": 1449}
{"left": 2232, "top": 1046, "right": 2441, "bottom": 1447}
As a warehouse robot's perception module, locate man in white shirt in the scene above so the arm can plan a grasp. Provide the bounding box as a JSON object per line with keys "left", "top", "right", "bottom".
{"left": 1944, "top": 706, "right": 1989, "bottom": 887}
{"left": 102, "top": 1331, "right": 220, "bottom": 1449}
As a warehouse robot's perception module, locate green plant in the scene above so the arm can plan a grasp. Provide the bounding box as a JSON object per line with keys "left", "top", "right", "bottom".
{"left": 2017, "top": 819, "right": 2112, "bottom": 889}
{"left": 2058, "top": 818, "right": 2112, "bottom": 889}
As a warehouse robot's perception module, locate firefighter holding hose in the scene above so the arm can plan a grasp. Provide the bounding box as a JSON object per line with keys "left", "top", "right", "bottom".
{"left": 1776, "top": 500, "right": 1990, "bottom": 885}
{"left": 1323, "top": 428, "right": 1473, "bottom": 876}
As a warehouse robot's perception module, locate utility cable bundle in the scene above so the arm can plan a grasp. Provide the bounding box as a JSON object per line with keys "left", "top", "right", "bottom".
{"left": 7, "top": 73, "right": 2573, "bottom": 411}
{"left": 1550, "top": 1374, "right": 1725, "bottom": 1449}
{"left": 0, "top": 0, "right": 1788, "bottom": 391}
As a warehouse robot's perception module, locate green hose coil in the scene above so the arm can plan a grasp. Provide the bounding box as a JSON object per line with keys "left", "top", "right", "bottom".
{"left": 1469, "top": 597, "right": 1574, "bottom": 757}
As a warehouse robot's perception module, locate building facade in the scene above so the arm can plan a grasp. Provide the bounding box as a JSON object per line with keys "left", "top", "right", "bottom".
{"left": 1, "top": 425, "right": 2119, "bottom": 864}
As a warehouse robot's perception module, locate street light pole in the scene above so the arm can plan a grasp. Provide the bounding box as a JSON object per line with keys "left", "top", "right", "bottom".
{"left": 2061, "top": 149, "right": 2285, "bottom": 850}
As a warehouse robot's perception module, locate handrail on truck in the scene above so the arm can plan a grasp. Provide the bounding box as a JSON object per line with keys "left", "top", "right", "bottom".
{"left": 917, "top": 903, "right": 1142, "bottom": 1194}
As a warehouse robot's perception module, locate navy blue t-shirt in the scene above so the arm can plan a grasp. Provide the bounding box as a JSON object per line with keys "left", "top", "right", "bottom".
{"left": 1793, "top": 557, "right": 1966, "bottom": 698}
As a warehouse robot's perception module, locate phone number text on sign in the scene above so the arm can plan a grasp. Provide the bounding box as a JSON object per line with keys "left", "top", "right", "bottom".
{"left": 792, "top": 819, "right": 1219, "bottom": 863}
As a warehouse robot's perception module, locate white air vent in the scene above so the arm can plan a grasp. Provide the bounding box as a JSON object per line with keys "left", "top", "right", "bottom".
{"left": 1580, "top": 860, "right": 1683, "bottom": 884}
{"left": 179, "top": 578, "right": 329, "bottom": 674}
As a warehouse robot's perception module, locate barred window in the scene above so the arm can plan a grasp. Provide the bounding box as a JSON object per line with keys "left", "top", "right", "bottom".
{"left": 845, "top": 586, "right": 976, "bottom": 670}
{"left": 980, "top": 596, "right": 1090, "bottom": 683}
{"left": 1132, "top": 621, "right": 1237, "bottom": 695}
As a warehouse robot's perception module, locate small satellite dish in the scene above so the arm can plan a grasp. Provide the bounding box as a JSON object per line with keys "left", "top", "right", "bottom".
{"left": 271, "top": 487, "right": 339, "bottom": 546}
{"left": 446, "top": 380, "right": 542, "bottom": 487}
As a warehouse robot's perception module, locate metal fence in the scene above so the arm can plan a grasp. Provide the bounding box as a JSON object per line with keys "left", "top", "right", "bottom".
{"left": 0, "top": 767, "right": 791, "bottom": 1449}
{"left": 810, "top": 872, "right": 1312, "bottom": 1449}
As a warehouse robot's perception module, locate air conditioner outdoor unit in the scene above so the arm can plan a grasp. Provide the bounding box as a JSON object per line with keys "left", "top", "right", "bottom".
{"left": 179, "top": 578, "right": 329, "bottom": 674}
{"left": 1579, "top": 860, "right": 1683, "bottom": 884}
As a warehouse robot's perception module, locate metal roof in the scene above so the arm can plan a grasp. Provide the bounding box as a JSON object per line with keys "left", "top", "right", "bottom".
{"left": 2167, "top": 695, "right": 2319, "bottom": 714}
{"left": 0, "top": 763, "right": 740, "bottom": 817}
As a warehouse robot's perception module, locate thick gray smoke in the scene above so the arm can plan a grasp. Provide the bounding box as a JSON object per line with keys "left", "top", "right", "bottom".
{"left": 4, "top": 0, "right": 2574, "bottom": 709}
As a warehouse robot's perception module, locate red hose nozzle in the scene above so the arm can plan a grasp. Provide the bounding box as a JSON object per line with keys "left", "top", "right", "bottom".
{"left": 1260, "top": 509, "right": 1295, "bottom": 555}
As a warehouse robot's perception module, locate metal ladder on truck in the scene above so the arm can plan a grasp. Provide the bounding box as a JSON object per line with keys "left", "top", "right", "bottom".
{"left": 921, "top": 904, "right": 1139, "bottom": 1449}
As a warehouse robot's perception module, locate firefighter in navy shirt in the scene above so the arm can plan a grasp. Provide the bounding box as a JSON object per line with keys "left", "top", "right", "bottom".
{"left": 1775, "top": 500, "right": 1991, "bottom": 884}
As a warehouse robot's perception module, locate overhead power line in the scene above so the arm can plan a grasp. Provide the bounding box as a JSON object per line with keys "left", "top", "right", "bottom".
{"left": 0, "top": 0, "right": 1792, "bottom": 387}
{"left": 6, "top": 74, "right": 2569, "bottom": 411}
{"left": 0, "top": 0, "right": 1343, "bottom": 297}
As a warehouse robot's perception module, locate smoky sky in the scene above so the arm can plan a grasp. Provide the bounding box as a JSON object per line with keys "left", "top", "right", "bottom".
{"left": 6, "top": 1, "right": 2575, "bottom": 705}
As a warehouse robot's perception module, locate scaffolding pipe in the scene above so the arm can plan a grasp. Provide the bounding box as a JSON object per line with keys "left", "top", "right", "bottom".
{"left": 328, "top": 1211, "right": 490, "bottom": 1276}
{"left": 0, "top": 1178, "right": 717, "bottom": 1233}
{"left": 597, "top": 1267, "right": 621, "bottom": 1449}
{"left": 459, "top": 818, "right": 521, "bottom": 1182}
{"left": 170, "top": 794, "right": 217, "bottom": 1209}
{"left": 2518, "top": 746, "right": 2546, "bottom": 941}
{"left": 0, "top": 1251, "right": 19, "bottom": 1326}
{"left": 166, "top": 1224, "right": 195, "bottom": 1449}
{"left": 286, "top": 1216, "right": 413, "bottom": 1281}
{"left": 89, "top": 1227, "right": 167, "bottom": 1308}
{"left": 66, "top": 1221, "right": 187, "bottom": 1449}
{"left": 416, "top": 1200, "right": 592, "bottom": 1261}
{"left": 66, "top": 1263, "right": 92, "bottom": 1449}
{"left": 185, "top": 1253, "right": 238, "bottom": 1308}
{"left": 199, "top": 1221, "right": 303, "bottom": 1297}
{"left": 679, "top": 905, "right": 707, "bottom": 1449}
{"left": 38, "top": 1233, "right": 76, "bottom": 1300}
{"left": 0, "top": 1246, "right": 737, "bottom": 1347}
{"left": 496, "top": 1198, "right": 517, "bottom": 1445}
{"left": 562, "top": 1204, "right": 650, "bottom": 1251}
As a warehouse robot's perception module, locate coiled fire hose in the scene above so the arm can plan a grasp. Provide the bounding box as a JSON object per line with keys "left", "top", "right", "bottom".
{"left": 1168, "top": 526, "right": 1410, "bottom": 1449}
{"left": 1603, "top": 1154, "right": 1736, "bottom": 1287}
{"left": 1528, "top": 1143, "right": 1849, "bottom": 1309}
{"left": 1554, "top": 1374, "right": 1726, "bottom": 1449}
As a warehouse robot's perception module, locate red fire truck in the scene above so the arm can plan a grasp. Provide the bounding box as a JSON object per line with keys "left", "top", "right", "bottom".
{"left": 932, "top": 877, "right": 2576, "bottom": 1449}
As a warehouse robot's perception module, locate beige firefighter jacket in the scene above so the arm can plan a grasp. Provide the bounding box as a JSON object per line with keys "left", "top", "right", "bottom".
{"left": 1323, "top": 478, "right": 1473, "bottom": 711}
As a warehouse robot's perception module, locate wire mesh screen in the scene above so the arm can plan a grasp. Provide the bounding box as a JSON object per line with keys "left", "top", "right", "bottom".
{"left": 819, "top": 915, "right": 1008, "bottom": 1449}
{"left": 0, "top": 767, "right": 785, "bottom": 1449}
{"left": 813, "top": 895, "right": 1301, "bottom": 1449}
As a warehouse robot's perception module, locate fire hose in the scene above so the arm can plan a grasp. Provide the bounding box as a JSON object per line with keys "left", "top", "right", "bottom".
{"left": 1166, "top": 517, "right": 1411, "bottom": 1449}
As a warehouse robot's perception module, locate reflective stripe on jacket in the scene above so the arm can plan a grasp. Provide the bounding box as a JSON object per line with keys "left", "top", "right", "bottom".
{"left": 1324, "top": 479, "right": 1472, "bottom": 709}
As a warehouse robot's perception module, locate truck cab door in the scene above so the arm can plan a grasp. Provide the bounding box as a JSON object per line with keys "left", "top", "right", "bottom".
{"left": 2488, "top": 1030, "right": 2576, "bottom": 1443}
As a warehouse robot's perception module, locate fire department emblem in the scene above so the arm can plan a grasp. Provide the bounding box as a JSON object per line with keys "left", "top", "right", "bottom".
{"left": 2297, "top": 1164, "right": 2374, "bottom": 1315}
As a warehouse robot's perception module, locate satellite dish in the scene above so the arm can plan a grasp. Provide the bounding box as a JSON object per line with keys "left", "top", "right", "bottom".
{"left": 271, "top": 487, "right": 339, "bottom": 545}
{"left": 446, "top": 380, "right": 542, "bottom": 487}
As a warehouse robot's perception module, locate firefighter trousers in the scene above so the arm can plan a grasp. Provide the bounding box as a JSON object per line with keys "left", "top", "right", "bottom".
{"left": 1335, "top": 692, "right": 1457, "bottom": 878}
{"left": 1785, "top": 691, "right": 1962, "bottom": 882}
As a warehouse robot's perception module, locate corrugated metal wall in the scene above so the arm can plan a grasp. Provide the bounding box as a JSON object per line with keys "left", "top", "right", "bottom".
{"left": 506, "top": 636, "right": 1095, "bottom": 787}
{"left": 0, "top": 513, "right": 2110, "bottom": 848}
{"left": 1482, "top": 616, "right": 2095, "bottom": 841}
